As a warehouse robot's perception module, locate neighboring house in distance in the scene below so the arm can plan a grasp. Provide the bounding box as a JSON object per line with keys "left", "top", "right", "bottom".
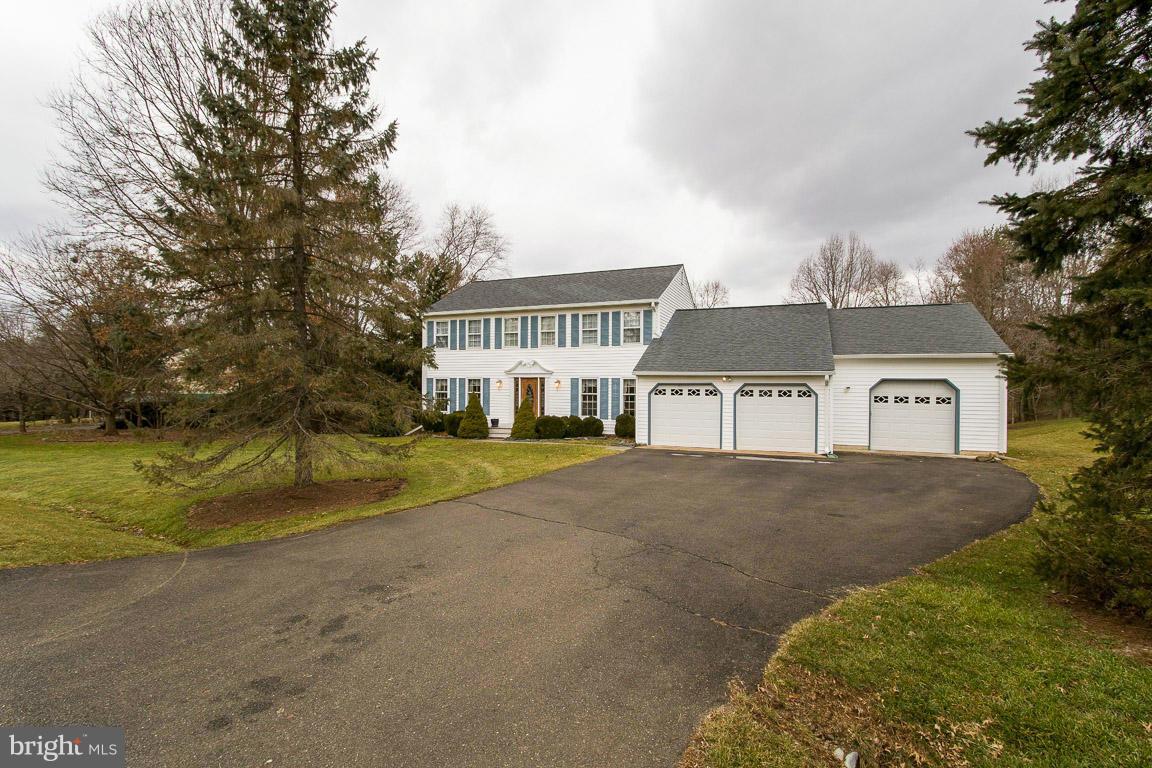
{"left": 423, "top": 264, "right": 1011, "bottom": 455}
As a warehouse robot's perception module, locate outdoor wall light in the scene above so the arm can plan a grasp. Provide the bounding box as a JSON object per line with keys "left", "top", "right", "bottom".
{"left": 554, "top": 379, "right": 562, "bottom": 389}
{"left": 495, "top": 380, "right": 503, "bottom": 390}
{"left": 721, "top": 375, "right": 733, "bottom": 382}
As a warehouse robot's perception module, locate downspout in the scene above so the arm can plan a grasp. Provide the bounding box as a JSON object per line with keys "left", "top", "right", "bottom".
{"left": 997, "top": 373, "right": 1007, "bottom": 454}
{"left": 824, "top": 373, "right": 837, "bottom": 458}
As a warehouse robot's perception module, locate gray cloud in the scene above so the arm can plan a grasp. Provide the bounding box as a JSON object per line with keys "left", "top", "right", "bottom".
{"left": 2, "top": 0, "right": 1061, "bottom": 306}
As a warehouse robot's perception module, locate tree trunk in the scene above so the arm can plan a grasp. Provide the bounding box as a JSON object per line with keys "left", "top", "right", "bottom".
{"left": 104, "top": 406, "right": 118, "bottom": 436}
{"left": 294, "top": 427, "right": 313, "bottom": 486}
{"left": 17, "top": 400, "right": 27, "bottom": 434}
{"left": 287, "top": 57, "right": 314, "bottom": 487}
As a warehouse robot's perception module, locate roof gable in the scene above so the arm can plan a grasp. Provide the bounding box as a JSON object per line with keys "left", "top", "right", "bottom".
{"left": 829, "top": 304, "right": 1011, "bottom": 355}
{"left": 429, "top": 264, "right": 684, "bottom": 314}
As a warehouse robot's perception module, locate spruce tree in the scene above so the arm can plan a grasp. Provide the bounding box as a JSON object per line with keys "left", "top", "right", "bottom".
{"left": 456, "top": 393, "right": 489, "bottom": 439}
{"left": 149, "top": 0, "right": 422, "bottom": 487}
{"left": 510, "top": 394, "right": 537, "bottom": 439}
{"left": 970, "top": 1, "right": 1152, "bottom": 615}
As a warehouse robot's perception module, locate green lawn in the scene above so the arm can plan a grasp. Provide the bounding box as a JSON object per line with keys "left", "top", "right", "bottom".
{"left": 683, "top": 419, "right": 1152, "bottom": 768}
{"left": 0, "top": 434, "right": 612, "bottom": 568}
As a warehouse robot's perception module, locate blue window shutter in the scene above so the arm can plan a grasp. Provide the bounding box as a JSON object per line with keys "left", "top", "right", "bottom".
{"left": 483, "top": 318, "right": 491, "bottom": 349}
{"left": 447, "top": 378, "right": 455, "bottom": 411}
{"left": 482, "top": 378, "right": 490, "bottom": 415}
{"left": 458, "top": 379, "right": 466, "bottom": 410}
{"left": 520, "top": 316, "right": 529, "bottom": 349}
{"left": 558, "top": 314, "right": 566, "bottom": 347}
{"left": 570, "top": 313, "right": 580, "bottom": 347}
{"left": 530, "top": 315, "right": 539, "bottom": 348}
{"left": 611, "top": 378, "right": 621, "bottom": 418}
{"left": 599, "top": 312, "right": 609, "bottom": 346}
{"left": 425, "top": 377, "right": 433, "bottom": 403}
{"left": 426, "top": 320, "right": 434, "bottom": 347}
{"left": 643, "top": 309, "right": 654, "bottom": 344}
{"left": 599, "top": 377, "right": 610, "bottom": 418}
{"left": 611, "top": 311, "right": 622, "bottom": 346}
{"left": 452, "top": 319, "right": 460, "bottom": 350}
{"left": 494, "top": 317, "right": 503, "bottom": 349}
{"left": 570, "top": 378, "right": 579, "bottom": 415}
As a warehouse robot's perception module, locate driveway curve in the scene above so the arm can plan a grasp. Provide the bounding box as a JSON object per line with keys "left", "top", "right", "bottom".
{"left": 0, "top": 450, "right": 1035, "bottom": 767}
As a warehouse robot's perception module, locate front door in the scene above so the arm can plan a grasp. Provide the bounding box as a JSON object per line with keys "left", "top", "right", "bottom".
{"left": 516, "top": 377, "right": 544, "bottom": 417}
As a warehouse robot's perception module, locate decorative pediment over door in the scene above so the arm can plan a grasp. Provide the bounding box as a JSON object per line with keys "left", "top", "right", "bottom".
{"left": 504, "top": 360, "right": 554, "bottom": 376}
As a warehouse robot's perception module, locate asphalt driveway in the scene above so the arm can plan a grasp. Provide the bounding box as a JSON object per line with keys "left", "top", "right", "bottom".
{"left": 0, "top": 450, "right": 1035, "bottom": 767}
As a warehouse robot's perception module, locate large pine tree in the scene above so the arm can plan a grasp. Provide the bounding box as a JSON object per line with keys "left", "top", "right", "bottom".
{"left": 971, "top": 1, "right": 1151, "bottom": 616}
{"left": 151, "top": 0, "right": 422, "bottom": 487}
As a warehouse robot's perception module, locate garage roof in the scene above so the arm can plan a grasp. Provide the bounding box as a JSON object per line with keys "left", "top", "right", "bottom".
{"left": 428, "top": 264, "right": 684, "bottom": 313}
{"left": 829, "top": 304, "right": 1012, "bottom": 355}
{"left": 635, "top": 304, "right": 835, "bottom": 373}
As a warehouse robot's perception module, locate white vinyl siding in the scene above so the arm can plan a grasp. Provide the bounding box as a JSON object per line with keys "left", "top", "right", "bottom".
{"left": 655, "top": 266, "right": 694, "bottom": 337}
{"left": 830, "top": 357, "right": 1005, "bottom": 453}
{"left": 734, "top": 385, "right": 816, "bottom": 452}
{"left": 467, "top": 319, "right": 482, "bottom": 349}
{"left": 434, "top": 321, "right": 449, "bottom": 349}
{"left": 581, "top": 314, "right": 599, "bottom": 346}
{"left": 540, "top": 315, "right": 557, "bottom": 346}
{"left": 504, "top": 317, "right": 519, "bottom": 348}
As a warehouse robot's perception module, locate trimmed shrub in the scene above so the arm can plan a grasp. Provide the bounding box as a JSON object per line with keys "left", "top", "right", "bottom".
{"left": 444, "top": 410, "right": 466, "bottom": 437}
{"left": 535, "top": 415, "right": 566, "bottom": 439}
{"left": 563, "top": 415, "right": 585, "bottom": 438}
{"left": 418, "top": 409, "right": 445, "bottom": 433}
{"left": 614, "top": 412, "right": 635, "bottom": 439}
{"left": 582, "top": 416, "right": 604, "bottom": 437}
{"left": 510, "top": 395, "right": 537, "bottom": 439}
{"left": 456, "top": 394, "right": 490, "bottom": 439}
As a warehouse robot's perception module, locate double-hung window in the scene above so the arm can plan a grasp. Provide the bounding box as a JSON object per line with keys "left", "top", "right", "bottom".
{"left": 467, "top": 319, "right": 482, "bottom": 349}
{"left": 434, "top": 321, "right": 449, "bottom": 349}
{"left": 622, "top": 311, "right": 641, "bottom": 344}
{"left": 540, "top": 315, "right": 556, "bottom": 346}
{"left": 467, "top": 378, "right": 481, "bottom": 406}
{"left": 434, "top": 379, "right": 449, "bottom": 411}
{"left": 622, "top": 379, "right": 636, "bottom": 415}
{"left": 581, "top": 313, "right": 599, "bottom": 345}
{"left": 580, "top": 378, "right": 598, "bottom": 418}
{"left": 504, "top": 316, "right": 519, "bottom": 348}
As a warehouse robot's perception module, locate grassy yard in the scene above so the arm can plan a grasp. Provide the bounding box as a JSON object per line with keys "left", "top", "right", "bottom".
{"left": 0, "top": 434, "right": 613, "bottom": 568}
{"left": 683, "top": 419, "right": 1152, "bottom": 768}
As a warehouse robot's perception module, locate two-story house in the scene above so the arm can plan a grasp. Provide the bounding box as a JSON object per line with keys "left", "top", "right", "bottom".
{"left": 422, "top": 264, "right": 694, "bottom": 436}
{"left": 423, "top": 263, "right": 1011, "bottom": 455}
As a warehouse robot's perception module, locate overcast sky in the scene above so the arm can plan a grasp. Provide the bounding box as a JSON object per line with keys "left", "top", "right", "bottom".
{"left": 0, "top": 0, "right": 1059, "bottom": 304}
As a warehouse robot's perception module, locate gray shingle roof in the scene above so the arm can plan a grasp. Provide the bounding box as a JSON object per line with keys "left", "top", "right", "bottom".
{"left": 429, "top": 264, "right": 684, "bottom": 313}
{"left": 635, "top": 304, "right": 835, "bottom": 373}
{"left": 829, "top": 304, "right": 1011, "bottom": 355}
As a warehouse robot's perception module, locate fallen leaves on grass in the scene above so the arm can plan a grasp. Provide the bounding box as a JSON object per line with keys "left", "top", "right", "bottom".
{"left": 188, "top": 478, "right": 406, "bottom": 528}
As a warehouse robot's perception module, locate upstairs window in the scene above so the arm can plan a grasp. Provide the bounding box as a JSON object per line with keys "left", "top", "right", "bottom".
{"left": 540, "top": 315, "right": 557, "bottom": 346}
{"left": 622, "top": 311, "right": 641, "bottom": 344}
{"left": 434, "top": 321, "right": 449, "bottom": 349}
{"left": 623, "top": 379, "right": 636, "bottom": 415}
{"left": 580, "top": 378, "right": 598, "bottom": 417}
{"left": 581, "top": 313, "right": 599, "bottom": 346}
{"left": 504, "top": 316, "right": 520, "bottom": 348}
{"left": 467, "top": 319, "right": 482, "bottom": 349}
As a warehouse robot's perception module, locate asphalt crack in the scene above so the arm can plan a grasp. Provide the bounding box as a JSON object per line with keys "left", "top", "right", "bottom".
{"left": 455, "top": 498, "right": 835, "bottom": 602}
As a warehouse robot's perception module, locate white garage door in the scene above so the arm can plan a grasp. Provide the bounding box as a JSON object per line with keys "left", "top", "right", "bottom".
{"left": 650, "top": 384, "right": 721, "bottom": 448}
{"left": 734, "top": 385, "right": 817, "bottom": 453}
{"left": 870, "top": 381, "right": 956, "bottom": 454}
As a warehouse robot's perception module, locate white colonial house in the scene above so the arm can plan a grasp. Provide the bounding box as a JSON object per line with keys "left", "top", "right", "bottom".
{"left": 423, "top": 264, "right": 1011, "bottom": 455}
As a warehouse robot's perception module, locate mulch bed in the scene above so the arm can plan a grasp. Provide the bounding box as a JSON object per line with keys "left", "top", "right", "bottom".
{"left": 188, "top": 478, "right": 406, "bottom": 528}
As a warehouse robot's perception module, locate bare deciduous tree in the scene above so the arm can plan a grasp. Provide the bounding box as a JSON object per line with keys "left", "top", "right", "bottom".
{"left": 0, "top": 237, "right": 173, "bottom": 435}
{"left": 429, "top": 204, "right": 509, "bottom": 290}
{"left": 691, "top": 279, "right": 730, "bottom": 308}
{"left": 787, "top": 233, "right": 906, "bottom": 307}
